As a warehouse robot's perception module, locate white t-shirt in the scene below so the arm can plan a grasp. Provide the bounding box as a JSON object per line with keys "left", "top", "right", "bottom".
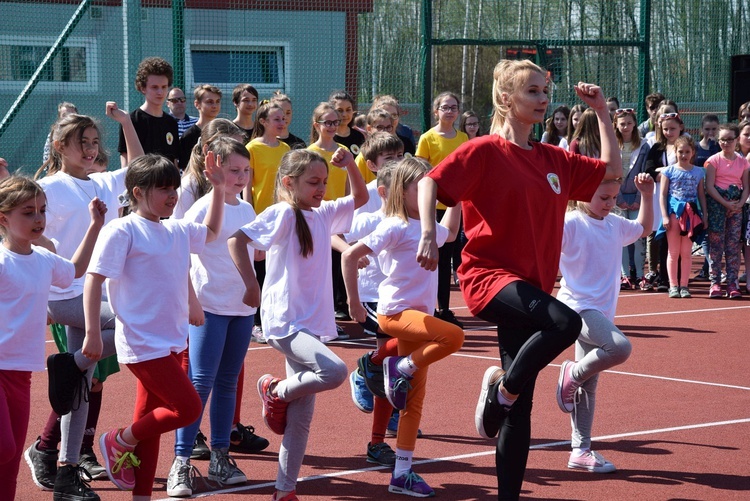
{"left": 184, "top": 193, "right": 257, "bottom": 316}
{"left": 361, "top": 217, "right": 449, "bottom": 316}
{"left": 557, "top": 210, "right": 644, "bottom": 320}
{"left": 240, "top": 197, "right": 354, "bottom": 342}
{"left": 344, "top": 210, "right": 386, "bottom": 302}
{"left": 39, "top": 170, "right": 126, "bottom": 300}
{"left": 353, "top": 180, "right": 381, "bottom": 218}
{"left": 0, "top": 246, "right": 74, "bottom": 371}
{"left": 174, "top": 175, "right": 200, "bottom": 220}
{"left": 88, "top": 213, "right": 207, "bottom": 363}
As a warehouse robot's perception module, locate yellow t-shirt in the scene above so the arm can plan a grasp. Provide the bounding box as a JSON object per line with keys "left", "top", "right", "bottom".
{"left": 416, "top": 128, "right": 469, "bottom": 209}
{"left": 356, "top": 153, "right": 377, "bottom": 184}
{"left": 247, "top": 139, "right": 290, "bottom": 213}
{"left": 308, "top": 143, "right": 349, "bottom": 200}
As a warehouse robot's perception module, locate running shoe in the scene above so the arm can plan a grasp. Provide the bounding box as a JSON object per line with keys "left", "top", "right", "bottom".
{"left": 229, "top": 423, "right": 269, "bottom": 454}
{"left": 389, "top": 469, "right": 435, "bottom": 497}
{"left": 679, "top": 287, "right": 692, "bottom": 298}
{"left": 383, "top": 357, "right": 412, "bottom": 410}
{"left": 251, "top": 325, "right": 267, "bottom": 344}
{"left": 190, "top": 430, "right": 210, "bottom": 460}
{"left": 366, "top": 441, "right": 397, "bottom": 466}
{"left": 79, "top": 447, "right": 107, "bottom": 480}
{"left": 257, "top": 374, "right": 288, "bottom": 435}
{"left": 166, "top": 457, "right": 195, "bottom": 497}
{"left": 99, "top": 429, "right": 140, "bottom": 491}
{"left": 727, "top": 283, "right": 742, "bottom": 299}
{"left": 208, "top": 449, "right": 246, "bottom": 485}
{"left": 556, "top": 361, "right": 581, "bottom": 413}
{"left": 358, "top": 351, "right": 385, "bottom": 399}
{"left": 52, "top": 464, "right": 99, "bottom": 500}
{"left": 25, "top": 437, "right": 57, "bottom": 490}
{"left": 709, "top": 283, "right": 723, "bottom": 298}
{"left": 567, "top": 449, "right": 616, "bottom": 473}
{"left": 349, "top": 369, "right": 374, "bottom": 413}
{"left": 668, "top": 286, "right": 680, "bottom": 298}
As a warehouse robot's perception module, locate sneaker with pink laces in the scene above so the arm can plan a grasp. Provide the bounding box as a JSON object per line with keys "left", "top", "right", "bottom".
{"left": 257, "top": 374, "right": 288, "bottom": 435}
{"left": 99, "top": 429, "right": 140, "bottom": 490}
{"left": 556, "top": 360, "right": 581, "bottom": 413}
{"left": 567, "top": 449, "right": 616, "bottom": 473}
{"left": 709, "top": 283, "right": 723, "bottom": 298}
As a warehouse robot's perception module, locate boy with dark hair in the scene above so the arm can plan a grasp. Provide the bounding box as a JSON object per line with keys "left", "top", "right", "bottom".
{"left": 118, "top": 57, "right": 180, "bottom": 167}
{"left": 178, "top": 84, "right": 223, "bottom": 170}
{"left": 638, "top": 92, "right": 666, "bottom": 137}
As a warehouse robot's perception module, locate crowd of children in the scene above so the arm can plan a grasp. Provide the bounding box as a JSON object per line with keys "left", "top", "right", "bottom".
{"left": 2, "top": 52, "right": 750, "bottom": 501}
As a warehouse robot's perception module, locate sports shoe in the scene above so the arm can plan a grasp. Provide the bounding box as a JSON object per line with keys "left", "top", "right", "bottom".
{"left": 272, "top": 491, "right": 299, "bottom": 501}
{"left": 53, "top": 464, "right": 100, "bottom": 500}
{"left": 366, "top": 441, "right": 397, "bottom": 466}
{"left": 383, "top": 357, "right": 412, "bottom": 410}
{"left": 557, "top": 360, "right": 581, "bottom": 413}
{"left": 620, "top": 276, "right": 634, "bottom": 290}
{"left": 358, "top": 351, "right": 385, "bottom": 399}
{"left": 386, "top": 411, "right": 423, "bottom": 438}
{"left": 99, "top": 429, "right": 140, "bottom": 490}
{"left": 191, "top": 430, "right": 211, "bottom": 460}
{"left": 434, "top": 309, "right": 464, "bottom": 329}
{"left": 389, "top": 469, "right": 435, "bottom": 497}
{"left": 668, "top": 286, "right": 680, "bottom": 298}
{"left": 638, "top": 276, "right": 653, "bottom": 291}
{"left": 229, "top": 423, "right": 270, "bottom": 454}
{"left": 25, "top": 437, "right": 57, "bottom": 490}
{"left": 47, "top": 352, "right": 87, "bottom": 416}
{"left": 257, "top": 374, "right": 288, "bottom": 435}
{"left": 335, "top": 324, "right": 350, "bottom": 340}
{"left": 567, "top": 449, "right": 616, "bottom": 473}
{"left": 208, "top": 449, "right": 247, "bottom": 485}
{"left": 79, "top": 448, "right": 107, "bottom": 480}
{"left": 166, "top": 457, "right": 195, "bottom": 497}
{"left": 709, "top": 283, "right": 723, "bottom": 298}
{"left": 475, "top": 366, "right": 508, "bottom": 439}
{"left": 727, "top": 283, "right": 742, "bottom": 299}
{"left": 656, "top": 282, "right": 669, "bottom": 292}
{"left": 251, "top": 325, "right": 267, "bottom": 344}
{"left": 349, "top": 369, "right": 374, "bottom": 413}
{"left": 679, "top": 286, "right": 692, "bottom": 298}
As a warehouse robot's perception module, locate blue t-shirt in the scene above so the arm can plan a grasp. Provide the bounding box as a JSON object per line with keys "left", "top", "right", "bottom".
{"left": 663, "top": 164, "right": 704, "bottom": 203}
{"left": 694, "top": 140, "right": 720, "bottom": 168}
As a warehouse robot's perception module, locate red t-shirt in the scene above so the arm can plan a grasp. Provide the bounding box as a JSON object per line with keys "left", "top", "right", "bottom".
{"left": 428, "top": 135, "right": 606, "bottom": 315}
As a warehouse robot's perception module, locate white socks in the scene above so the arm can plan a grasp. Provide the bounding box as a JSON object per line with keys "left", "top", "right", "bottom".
{"left": 393, "top": 448, "right": 414, "bottom": 477}
{"left": 396, "top": 356, "right": 418, "bottom": 377}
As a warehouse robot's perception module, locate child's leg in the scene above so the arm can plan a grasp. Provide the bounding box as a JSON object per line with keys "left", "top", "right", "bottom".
{"left": 372, "top": 336, "right": 397, "bottom": 444}
{"left": 572, "top": 310, "right": 632, "bottom": 384}
{"left": 267, "top": 332, "right": 347, "bottom": 493}
{"left": 665, "top": 215, "right": 683, "bottom": 287}
{"left": 232, "top": 364, "right": 244, "bottom": 427}
{"left": 646, "top": 232, "right": 658, "bottom": 274}
{"left": 708, "top": 230, "right": 723, "bottom": 283}
{"left": 0, "top": 370, "right": 31, "bottom": 500}
{"left": 126, "top": 352, "right": 202, "bottom": 497}
{"left": 378, "top": 310, "right": 464, "bottom": 370}
{"left": 724, "top": 211, "right": 743, "bottom": 286}
{"left": 570, "top": 338, "right": 599, "bottom": 451}
{"left": 679, "top": 235, "right": 694, "bottom": 288}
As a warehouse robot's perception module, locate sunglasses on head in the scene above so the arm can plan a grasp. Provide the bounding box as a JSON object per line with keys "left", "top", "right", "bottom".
{"left": 615, "top": 108, "right": 635, "bottom": 116}
{"left": 660, "top": 112, "right": 679, "bottom": 120}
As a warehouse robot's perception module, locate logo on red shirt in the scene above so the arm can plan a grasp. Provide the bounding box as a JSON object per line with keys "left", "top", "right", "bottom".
{"left": 547, "top": 173, "right": 561, "bottom": 194}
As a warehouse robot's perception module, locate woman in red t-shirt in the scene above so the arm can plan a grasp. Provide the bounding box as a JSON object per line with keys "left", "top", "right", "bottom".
{"left": 416, "top": 59, "right": 623, "bottom": 500}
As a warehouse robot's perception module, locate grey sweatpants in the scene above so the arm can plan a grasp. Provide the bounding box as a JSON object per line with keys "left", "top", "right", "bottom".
{"left": 47, "top": 294, "right": 117, "bottom": 464}
{"left": 267, "top": 331, "right": 347, "bottom": 492}
{"left": 570, "top": 309, "right": 632, "bottom": 450}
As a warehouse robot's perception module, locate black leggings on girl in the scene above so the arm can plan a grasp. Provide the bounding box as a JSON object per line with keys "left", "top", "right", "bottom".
{"left": 478, "top": 280, "right": 581, "bottom": 500}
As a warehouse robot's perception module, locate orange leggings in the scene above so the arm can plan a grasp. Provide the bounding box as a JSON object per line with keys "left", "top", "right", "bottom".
{"left": 378, "top": 310, "right": 464, "bottom": 451}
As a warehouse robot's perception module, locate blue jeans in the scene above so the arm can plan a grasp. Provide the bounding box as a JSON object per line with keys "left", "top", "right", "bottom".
{"left": 174, "top": 312, "right": 253, "bottom": 456}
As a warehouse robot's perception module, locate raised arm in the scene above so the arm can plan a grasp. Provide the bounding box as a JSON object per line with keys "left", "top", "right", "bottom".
{"left": 331, "top": 147, "right": 368, "bottom": 209}
{"left": 201, "top": 151, "right": 226, "bottom": 243}
{"left": 227, "top": 229, "right": 260, "bottom": 308}
{"left": 107, "top": 102, "right": 144, "bottom": 166}
{"left": 416, "top": 176, "right": 439, "bottom": 271}
{"left": 574, "top": 83, "right": 622, "bottom": 181}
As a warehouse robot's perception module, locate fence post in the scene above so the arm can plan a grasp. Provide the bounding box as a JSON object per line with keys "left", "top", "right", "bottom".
{"left": 637, "top": 0, "right": 651, "bottom": 123}
{"left": 173, "top": 0, "right": 185, "bottom": 90}
{"left": 421, "top": 0, "right": 433, "bottom": 133}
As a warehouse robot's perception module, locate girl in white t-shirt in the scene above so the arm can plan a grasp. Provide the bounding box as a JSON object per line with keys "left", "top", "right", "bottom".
{"left": 556, "top": 173, "right": 654, "bottom": 473}
{"left": 341, "top": 157, "right": 463, "bottom": 498}
{"left": 83, "top": 153, "right": 225, "bottom": 497}
{"left": 165, "top": 138, "right": 259, "bottom": 496}
{"left": 228, "top": 147, "right": 367, "bottom": 501}
{"left": 0, "top": 176, "right": 104, "bottom": 501}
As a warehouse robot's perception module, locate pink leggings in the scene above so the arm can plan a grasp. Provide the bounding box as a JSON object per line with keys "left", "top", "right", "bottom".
{"left": 126, "top": 352, "right": 202, "bottom": 496}
{"left": 0, "top": 370, "right": 31, "bottom": 501}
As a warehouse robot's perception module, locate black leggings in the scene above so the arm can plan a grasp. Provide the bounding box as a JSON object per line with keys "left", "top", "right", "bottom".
{"left": 477, "top": 280, "right": 582, "bottom": 500}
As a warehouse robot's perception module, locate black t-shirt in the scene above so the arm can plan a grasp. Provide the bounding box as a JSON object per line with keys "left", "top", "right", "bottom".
{"left": 118, "top": 108, "right": 180, "bottom": 162}
{"left": 237, "top": 125, "right": 254, "bottom": 145}
{"left": 179, "top": 124, "right": 202, "bottom": 172}
{"left": 281, "top": 132, "right": 307, "bottom": 150}
{"left": 334, "top": 127, "right": 366, "bottom": 154}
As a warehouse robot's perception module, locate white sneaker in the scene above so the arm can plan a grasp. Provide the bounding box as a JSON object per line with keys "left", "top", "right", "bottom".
{"left": 251, "top": 325, "right": 266, "bottom": 344}
{"left": 567, "top": 450, "right": 616, "bottom": 473}
{"left": 166, "top": 457, "right": 194, "bottom": 497}
{"left": 208, "top": 449, "right": 247, "bottom": 485}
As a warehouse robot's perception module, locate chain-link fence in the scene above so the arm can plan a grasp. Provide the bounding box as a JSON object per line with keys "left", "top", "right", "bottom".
{"left": 1, "top": 0, "right": 748, "bottom": 173}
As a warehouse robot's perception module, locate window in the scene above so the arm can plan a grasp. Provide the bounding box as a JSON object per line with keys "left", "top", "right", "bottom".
{"left": 187, "top": 42, "right": 287, "bottom": 91}
{"left": 0, "top": 37, "right": 97, "bottom": 91}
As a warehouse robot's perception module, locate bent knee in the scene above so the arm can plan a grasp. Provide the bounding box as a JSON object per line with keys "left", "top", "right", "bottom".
{"left": 321, "top": 360, "right": 348, "bottom": 389}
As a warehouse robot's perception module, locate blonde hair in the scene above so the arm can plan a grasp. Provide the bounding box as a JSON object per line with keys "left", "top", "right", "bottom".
{"left": 568, "top": 177, "right": 622, "bottom": 213}
{"left": 360, "top": 131, "right": 403, "bottom": 163}
{"left": 571, "top": 108, "right": 601, "bottom": 158}
{"left": 35, "top": 114, "right": 103, "bottom": 179}
{"left": 274, "top": 149, "right": 328, "bottom": 257}
{"left": 490, "top": 59, "right": 547, "bottom": 134}
{"left": 0, "top": 176, "right": 45, "bottom": 236}
{"left": 252, "top": 101, "right": 284, "bottom": 141}
{"left": 309, "top": 102, "right": 340, "bottom": 144}
{"left": 385, "top": 156, "right": 431, "bottom": 222}
{"left": 184, "top": 118, "right": 243, "bottom": 200}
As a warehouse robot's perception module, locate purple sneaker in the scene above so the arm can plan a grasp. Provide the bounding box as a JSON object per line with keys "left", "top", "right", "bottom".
{"left": 383, "top": 357, "right": 412, "bottom": 410}
{"left": 388, "top": 469, "right": 435, "bottom": 497}
{"left": 556, "top": 360, "right": 581, "bottom": 413}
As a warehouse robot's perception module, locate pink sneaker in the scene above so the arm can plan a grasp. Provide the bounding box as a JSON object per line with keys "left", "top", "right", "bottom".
{"left": 99, "top": 429, "right": 140, "bottom": 490}
{"left": 727, "top": 283, "right": 742, "bottom": 299}
{"left": 556, "top": 360, "right": 581, "bottom": 413}
{"left": 709, "top": 283, "right": 723, "bottom": 298}
{"left": 257, "top": 375, "right": 288, "bottom": 435}
{"left": 567, "top": 449, "right": 616, "bottom": 473}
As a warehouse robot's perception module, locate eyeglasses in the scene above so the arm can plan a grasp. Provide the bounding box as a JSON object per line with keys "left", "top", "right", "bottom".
{"left": 317, "top": 119, "right": 341, "bottom": 128}
{"left": 465, "top": 122, "right": 480, "bottom": 127}
{"left": 660, "top": 112, "right": 679, "bottom": 120}
{"left": 614, "top": 108, "right": 635, "bottom": 116}
{"left": 718, "top": 137, "right": 737, "bottom": 143}
{"left": 167, "top": 97, "right": 186, "bottom": 103}
{"left": 437, "top": 105, "right": 459, "bottom": 112}
{"left": 374, "top": 125, "right": 394, "bottom": 132}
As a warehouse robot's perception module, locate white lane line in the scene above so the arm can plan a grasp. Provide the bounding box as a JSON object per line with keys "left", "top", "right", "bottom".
{"left": 161, "top": 417, "right": 750, "bottom": 499}
{"left": 615, "top": 305, "right": 750, "bottom": 318}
